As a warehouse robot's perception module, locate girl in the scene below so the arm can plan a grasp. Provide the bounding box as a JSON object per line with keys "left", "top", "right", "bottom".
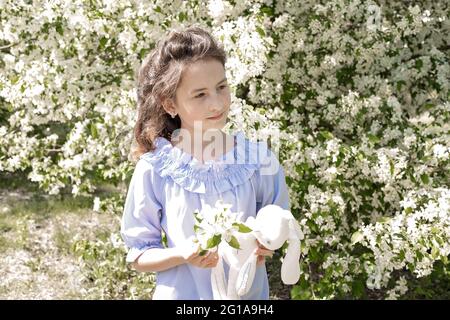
{"left": 120, "top": 26, "right": 290, "bottom": 300}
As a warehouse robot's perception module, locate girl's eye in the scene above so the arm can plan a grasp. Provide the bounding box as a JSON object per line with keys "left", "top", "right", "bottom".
{"left": 194, "top": 85, "right": 227, "bottom": 98}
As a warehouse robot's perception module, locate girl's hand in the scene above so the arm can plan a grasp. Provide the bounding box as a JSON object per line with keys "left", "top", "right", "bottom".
{"left": 255, "top": 240, "right": 274, "bottom": 266}
{"left": 185, "top": 249, "right": 219, "bottom": 268}
{"left": 178, "top": 237, "right": 219, "bottom": 268}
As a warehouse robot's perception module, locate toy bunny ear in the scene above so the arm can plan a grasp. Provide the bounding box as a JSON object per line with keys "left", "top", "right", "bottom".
{"left": 281, "top": 218, "right": 302, "bottom": 285}
{"left": 211, "top": 255, "right": 229, "bottom": 300}
{"left": 288, "top": 214, "right": 304, "bottom": 240}
{"left": 235, "top": 250, "right": 258, "bottom": 297}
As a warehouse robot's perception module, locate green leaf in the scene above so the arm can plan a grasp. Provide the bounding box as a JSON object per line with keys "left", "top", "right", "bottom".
{"left": 376, "top": 234, "right": 382, "bottom": 244}
{"left": 389, "top": 159, "right": 395, "bottom": 176}
{"left": 306, "top": 220, "right": 318, "bottom": 234}
{"left": 291, "top": 283, "right": 312, "bottom": 300}
{"left": 431, "top": 246, "right": 439, "bottom": 259}
{"left": 319, "top": 130, "right": 333, "bottom": 140}
{"left": 178, "top": 12, "right": 187, "bottom": 22}
{"left": 404, "top": 207, "right": 413, "bottom": 214}
{"left": 232, "top": 222, "right": 252, "bottom": 233}
{"left": 194, "top": 211, "right": 202, "bottom": 224}
{"left": 262, "top": 7, "right": 274, "bottom": 16}
{"left": 336, "top": 65, "right": 355, "bottom": 86}
{"left": 99, "top": 36, "right": 108, "bottom": 49}
{"left": 399, "top": 249, "right": 405, "bottom": 261}
{"left": 430, "top": 226, "right": 439, "bottom": 234}
{"left": 206, "top": 234, "right": 221, "bottom": 249}
{"left": 420, "top": 173, "right": 430, "bottom": 184}
{"left": 308, "top": 246, "right": 320, "bottom": 263}
{"left": 422, "top": 103, "right": 434, "bottom": 111}
{"left": 90, "top": 124, "right": 98, "bottom": 139}
{"left": 376, "top": 216, "right": 391, "bottom": 223}
{"left": 415, "top": 59, "right": 423, "bottom": 70}
{"left": 256, "top": 26, "right": 266, "bottom": 37}
{"left": 396, "top": 80, "right": 406, "bottom": 91}
{"left": 10, "top": 75, "right": 19, "bottom": 84}
{"left": 336, "top": 151, "right": 344, "bottom": 166}
{"left": 351, "top": 231, "right": 364, "bottom": 245}
{"left": 352, "top": 278, "right": 365, "bottom": 298}
{"left": 227, "top": 235, "right": 240, "bottom": 249}
{"left": 139, "top": 48, "right": 149, "bottom": 59}
{"left": 367, "top": 133, "right": 380, "bottom": 144}
{"left": 357, "top": 152, "right": 365, "bottom": 161}
{"left": 55, "top": 22, "right": 64, "bottom": 36}
{"left": 199, "top": 249, "right": 208, "bottom": 256}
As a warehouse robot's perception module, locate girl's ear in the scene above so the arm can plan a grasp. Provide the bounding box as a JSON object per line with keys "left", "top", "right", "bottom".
{"left": 161, "top": 98, "right": 177, "bottom": 116}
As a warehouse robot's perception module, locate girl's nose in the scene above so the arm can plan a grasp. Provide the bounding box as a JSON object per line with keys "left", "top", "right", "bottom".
{"left": 208, "top": 95, "right": 225, "bottom": 113}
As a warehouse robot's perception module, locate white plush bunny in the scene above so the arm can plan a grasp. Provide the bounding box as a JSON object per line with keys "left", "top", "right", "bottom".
{"left": 211, "top": 204, "right": 304, "bottom": 299}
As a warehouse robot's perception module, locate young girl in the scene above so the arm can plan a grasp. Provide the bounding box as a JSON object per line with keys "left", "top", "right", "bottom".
{"left": 120, "top": 26, "right": 290, "bottom": 300}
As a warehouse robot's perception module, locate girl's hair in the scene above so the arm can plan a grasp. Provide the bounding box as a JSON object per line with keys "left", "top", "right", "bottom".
{"left": 130, "top": 25, "right": 227, "bottom": 162}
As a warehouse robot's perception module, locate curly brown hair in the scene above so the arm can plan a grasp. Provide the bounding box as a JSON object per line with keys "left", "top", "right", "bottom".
{"left": 130, "top": 25, "right": 227, "bottom": 162}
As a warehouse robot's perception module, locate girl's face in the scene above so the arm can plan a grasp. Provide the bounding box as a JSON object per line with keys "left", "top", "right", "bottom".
{"left": 168, "top": 58, "right": 231, "bottom": 134}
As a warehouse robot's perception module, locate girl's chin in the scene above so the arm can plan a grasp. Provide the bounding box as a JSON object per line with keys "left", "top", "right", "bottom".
{"left": 203, "top": 120, "right": 226, "bottom": 129}
{"left": 203, "top": 124, "right": 225, "bottom": 131}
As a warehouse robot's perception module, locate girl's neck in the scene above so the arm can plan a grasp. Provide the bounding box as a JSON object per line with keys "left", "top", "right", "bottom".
{"left": 171, "top": 129, "right": 235, "bottom": 164}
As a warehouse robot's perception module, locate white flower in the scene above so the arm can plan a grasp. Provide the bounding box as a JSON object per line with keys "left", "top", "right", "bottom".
{"left": 208, "top": 0, "right": 226, "bottom": 19}
{"left": 193, "top": 199, "right": 251, "bottom": 251}
{"left": 93, "top": 197, "right": 101, "bottom": 212}
{"left": 110, "top": 233, "right": 123, "bottom": 249}
{"left": 72, "top": 184, "right": 79, "bottom": 195}
{"left": 421, "top": 10, "right": 432, "bottom": 23}
{"left": 3, "top": 53, "right": 15, "bottom": 64}
{"left": 432, "top": 144, "right": 448, "bottom": 159}
{"left": 409, "top": 112, "right": 435, "bottom": 126}
{"left": 118, "top": 27, "right": 137, "bottom": 52}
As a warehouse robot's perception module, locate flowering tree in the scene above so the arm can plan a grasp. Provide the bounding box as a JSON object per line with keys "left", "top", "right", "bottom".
{"left": 1, "top": 0, "right": 449, "bottom": 299}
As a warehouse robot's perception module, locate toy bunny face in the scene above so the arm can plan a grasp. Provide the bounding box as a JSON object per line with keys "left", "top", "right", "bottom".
{"left": 252, "top": 205, "right": 291, "bottom": 250}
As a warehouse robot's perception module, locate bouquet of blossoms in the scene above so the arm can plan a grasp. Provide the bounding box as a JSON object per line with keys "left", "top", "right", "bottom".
{"left": 193, "top": 199, "right": 253, "bottom": 256}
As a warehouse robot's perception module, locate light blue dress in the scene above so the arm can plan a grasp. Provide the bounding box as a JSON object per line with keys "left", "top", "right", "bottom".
{"left": 120, "top": 130, "right": 290, "bottom": 300}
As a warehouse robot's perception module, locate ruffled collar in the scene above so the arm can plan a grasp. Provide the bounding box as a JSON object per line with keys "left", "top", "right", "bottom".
{"left": 139, "top": 130, "right": 272, "bottom": 194}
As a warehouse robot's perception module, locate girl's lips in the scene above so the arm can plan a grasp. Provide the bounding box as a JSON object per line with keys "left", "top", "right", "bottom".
{"left": 208, "top": 112, "right": 224, "bottom": 120}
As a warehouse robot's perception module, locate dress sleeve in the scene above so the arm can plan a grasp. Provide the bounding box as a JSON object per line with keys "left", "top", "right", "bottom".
{"left": 120, "top": 159, "right": 164, "bottom": 263}
{"left": 256, "top": 148, "right": 291, "bottom": 212}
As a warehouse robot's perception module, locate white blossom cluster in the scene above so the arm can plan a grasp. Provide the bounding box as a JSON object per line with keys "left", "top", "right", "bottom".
{"left": 359, "top": 188, "right": 449, "bottom": 290}
{"left": 193, "top": 199, "right": 251, "bottom": 253}
{"left": 1, "top": 0, "right": 449, "bottom": 299}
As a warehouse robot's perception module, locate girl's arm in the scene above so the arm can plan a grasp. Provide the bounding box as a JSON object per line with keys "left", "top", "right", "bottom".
{"left": 131, "top": 245, "right": 219, "bottom": 272}
{"left": 131, "top": 247, "right": 186, "bottom": 272}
